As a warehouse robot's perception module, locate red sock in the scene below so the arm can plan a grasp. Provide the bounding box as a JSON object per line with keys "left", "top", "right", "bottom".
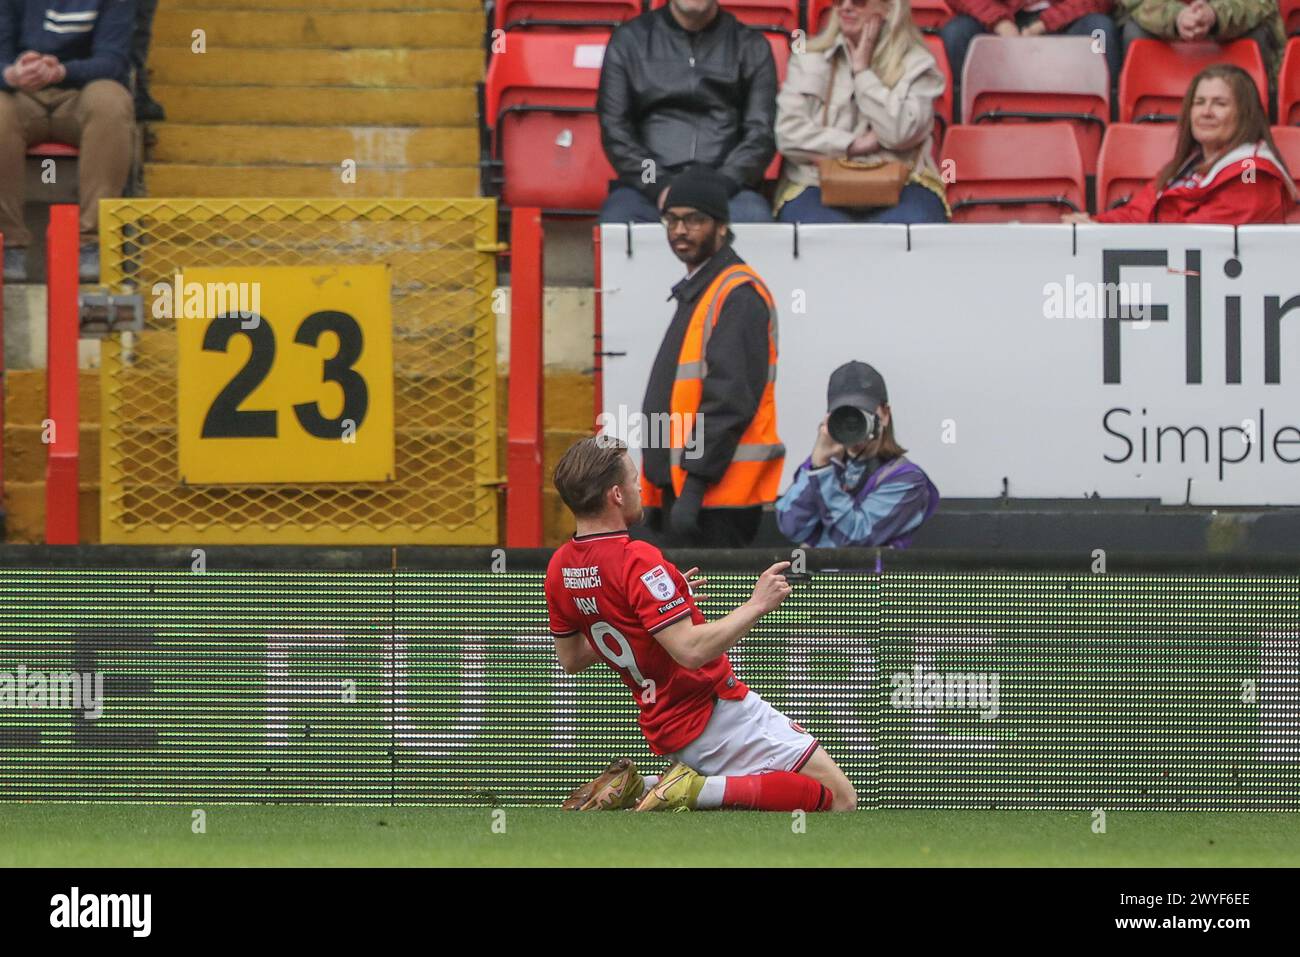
{"left": 721, "top": 772, "right": 832, "bottom": 812}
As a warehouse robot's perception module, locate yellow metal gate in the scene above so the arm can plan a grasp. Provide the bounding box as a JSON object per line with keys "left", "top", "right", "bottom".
{"left": 98, "top": 198, "right": 499, "bottom": 544}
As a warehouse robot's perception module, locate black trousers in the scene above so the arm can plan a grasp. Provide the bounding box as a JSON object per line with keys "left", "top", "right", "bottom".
{"left": 636, "top": 486, "right": 762, "bottom": 549}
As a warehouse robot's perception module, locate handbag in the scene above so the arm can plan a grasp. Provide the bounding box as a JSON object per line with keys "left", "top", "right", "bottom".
{"left": 814, "top": 55, "right": 913, "bottom": 208}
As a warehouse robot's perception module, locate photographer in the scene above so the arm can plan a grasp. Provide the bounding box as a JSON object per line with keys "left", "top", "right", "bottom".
{"left": 776, "top": 361, "right": 938, "bottom": 548}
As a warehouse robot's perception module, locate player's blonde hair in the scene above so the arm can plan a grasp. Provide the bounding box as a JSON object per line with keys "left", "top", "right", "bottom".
{"left": 553, "top": 436, "right": 630, "bottom": 518}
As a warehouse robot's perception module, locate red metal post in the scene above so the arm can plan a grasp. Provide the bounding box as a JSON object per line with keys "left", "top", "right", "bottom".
{"left": 45, "top": 204, "right": 80, "bottom": 544}
{"left": 506, "top": 208, "right": 544, "bottom": 547}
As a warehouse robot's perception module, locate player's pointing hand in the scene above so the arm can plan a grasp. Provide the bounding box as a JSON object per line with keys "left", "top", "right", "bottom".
{"left": 748, "top": 561, "right": 792, "bottom": 614}
{"left": 683, "top": 566, "right": 708, "bottom": 600}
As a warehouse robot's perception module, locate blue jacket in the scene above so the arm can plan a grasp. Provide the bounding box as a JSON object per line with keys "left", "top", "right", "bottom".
{"left": 0, "top": 0, "right": 134, "bottom": 91}
{"left": 775, "top": 453, "right": 939, "bottom": 548}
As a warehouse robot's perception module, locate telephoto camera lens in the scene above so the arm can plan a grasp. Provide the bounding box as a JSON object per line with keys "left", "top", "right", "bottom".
{"left": 827, "top": 405, "right": 874, "bottom": 446}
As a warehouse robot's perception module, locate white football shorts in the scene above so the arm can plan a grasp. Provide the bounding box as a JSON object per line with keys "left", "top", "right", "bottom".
{"left": 668, "top": 691, "right": 819, "bottom": 778}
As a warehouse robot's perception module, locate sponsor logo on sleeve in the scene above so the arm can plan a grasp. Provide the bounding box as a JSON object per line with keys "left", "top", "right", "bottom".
{"left": 657, "top": 596, "right": 685, "bottom": 615}
{"left": 640, "top": 565, "right": 676, "bottom": 602}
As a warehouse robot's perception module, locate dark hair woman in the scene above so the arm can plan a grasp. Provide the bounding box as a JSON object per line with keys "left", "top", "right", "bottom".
{"left": 1063, "top": 64, "right": 1297, "bottom": 225}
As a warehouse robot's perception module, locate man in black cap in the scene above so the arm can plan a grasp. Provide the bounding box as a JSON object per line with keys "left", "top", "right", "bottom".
{"left": 636, "top": 166, "right": 784, "bottom": 548}
{"left": 775, "top": 361, "right": 939, "bottom": 548}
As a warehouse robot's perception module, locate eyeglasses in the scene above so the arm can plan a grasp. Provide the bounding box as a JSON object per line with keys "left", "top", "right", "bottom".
{"left": 660, "top": 212, "right": 713, "bottom": 231}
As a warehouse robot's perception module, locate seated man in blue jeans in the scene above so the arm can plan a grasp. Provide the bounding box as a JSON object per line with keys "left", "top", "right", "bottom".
{"left": 0, "top": 0, "right": 135, "bottom": 282}
{"left": 596, "top": 0, "right": 776, "bottom": 223}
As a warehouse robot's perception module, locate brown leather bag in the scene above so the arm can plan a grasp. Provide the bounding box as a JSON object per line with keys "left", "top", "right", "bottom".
{"left": 815, "top": 56, "right": 912, "bottom": 208}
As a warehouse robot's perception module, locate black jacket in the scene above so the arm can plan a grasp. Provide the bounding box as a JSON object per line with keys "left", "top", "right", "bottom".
{"left": 642, "top": 245, "right": 772, "bottom": 490}
{"left": 597, "top": 5, "right": 777, "bottom": 201}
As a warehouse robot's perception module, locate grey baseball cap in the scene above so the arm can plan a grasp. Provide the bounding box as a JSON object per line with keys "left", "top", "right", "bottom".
{"left": 827, "top": 361, "right": 888, "bottom": 413}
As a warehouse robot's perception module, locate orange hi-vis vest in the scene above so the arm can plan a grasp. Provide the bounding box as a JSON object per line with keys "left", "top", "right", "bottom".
{"left": 642, "top": 262, "right": 784, "bottom": 509}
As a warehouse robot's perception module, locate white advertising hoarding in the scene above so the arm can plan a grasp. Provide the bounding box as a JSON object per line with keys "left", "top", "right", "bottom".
{"left": 598, "top": 224, "right": 1300, "bottom": 505}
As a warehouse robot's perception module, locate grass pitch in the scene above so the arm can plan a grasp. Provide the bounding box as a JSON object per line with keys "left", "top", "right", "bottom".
{"left": 2, "top": 806, "right": 1298, "bottom": 867}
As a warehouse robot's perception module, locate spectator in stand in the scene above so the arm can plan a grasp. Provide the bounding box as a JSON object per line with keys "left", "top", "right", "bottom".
{"left": 132, "top": 0, "right": 163, "bottom": 120}
{"left": 596, "top": 0, "right": 777, "bottom": 224}
{"left": 942, "top": 0, "right": 1120, "bottom": 86}
{"left": 1063, "top": 64, "right": 1297, "bottom": 223}
{"left": 1117, "top": 0, "right": 1285, "bottom": 72}
{"left": 0, "top": 0, "right": 135, "bottom": 282}
{"left": 776, "top": 361, "right": 939, "bottom": 548}
{"left": 773, "top": 0, "right": 950, "bottom": 224}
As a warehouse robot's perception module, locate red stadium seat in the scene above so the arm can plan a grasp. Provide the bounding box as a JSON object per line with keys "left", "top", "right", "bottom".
{"left": 27, "top": 143, "right": 79, "bottom": 157}
{"left": 650, "top": 0, "right": 799, "bottom": 33}
{"left": 1282, "top": 0, "right": 1300, "bottom": 36}
{"left": 941, "top": 124, "right": 1086, "bottom": 222}
{"left": 1280, "top": 38, "right": 1300, "bottom": 125}
{"left": 961, "top": 36, "right": 1109, "bottom": 174}
{"left": 1119, "top": 39, "right": 1267, "bottom": 124}
{"left": 765, "top": 30, "right": 791, "bottom": 180}
{"left": 495, "top": 0, "right": 642, "bottom": 32}
{"left": 484, "top": 32, "right": 616, "bottom": 212}
{"left": 1095, "top": 123, "right": 1177, "bottom": 213}
{"left": 809, "top": 0, "right": 952, "bottom": 33}
{"left": 1270, "top": 127, "right": 1300, "bottom": 223}
{"left": 922, "top": 33, "right": 952, "bottom": 159}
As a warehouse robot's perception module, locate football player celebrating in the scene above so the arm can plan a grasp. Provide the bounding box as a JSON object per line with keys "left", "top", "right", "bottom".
{"left": 545, "top": 435, "right": 858, "bottom": 812}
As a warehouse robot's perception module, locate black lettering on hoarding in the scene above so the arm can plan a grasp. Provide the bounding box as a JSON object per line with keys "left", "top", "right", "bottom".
{"left": 1264, "top": 295, "right": 1300, "bottom": 385}
{"left": 1185, "top": 249, "right": 1201, "bottom": 384}
{"left": 1102, "top": 249, "right": 1169, "bottom": 384}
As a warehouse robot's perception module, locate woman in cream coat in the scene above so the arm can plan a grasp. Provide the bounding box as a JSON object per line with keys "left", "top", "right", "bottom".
{"left": 774, "top": 0, "right": 949, "bottom": 223}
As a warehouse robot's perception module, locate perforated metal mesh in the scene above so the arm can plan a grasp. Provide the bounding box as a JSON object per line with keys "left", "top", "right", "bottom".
{"left": 98, "top": 199, "right": 500, "bottom": 544}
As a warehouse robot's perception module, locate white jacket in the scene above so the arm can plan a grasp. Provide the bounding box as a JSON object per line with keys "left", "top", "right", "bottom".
{"left": 775, "top": 37, "right": 945, "bottom": 189}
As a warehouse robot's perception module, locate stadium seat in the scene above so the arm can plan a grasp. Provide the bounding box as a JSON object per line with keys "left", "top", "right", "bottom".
{"left": 1095, "top": 123, "right": 1177, "bottom": 213}
{"left": 1280, "top": 38, "right": 1300, "bottom": 126}
{"left": 1270, "top": 127, "right": 1300, "bottom": 223}
{"left": 1282, "top": 0, "right": 1300, "bottom": 36}
{"left": 650, "top": 0, "right": 799, "bottom": 33}
{"left": 27, "top": 143, "right": 79, "bottom": 158}
{"left": 808, "top": 0, "right": 952, "bottom": 33}
{"left": 1119, "top": 39, "right": 1268, "bottom": 124}
{"left": 764, "top": 30, "right": 792, "bottom": 180}
{"left": 922, "top": 33, "right": 952, "bottom": 159}
{"left": 941, "top": 124, "right": 1086, "bottom": 222}
{"left": 484, "top": 31, "right": 616, "bottom": 212}
{"left": 961, "top": 36, "right": 1109, "bottom": 175}
{"left": 495, "top": 0, "right": 642, "bottom": 32}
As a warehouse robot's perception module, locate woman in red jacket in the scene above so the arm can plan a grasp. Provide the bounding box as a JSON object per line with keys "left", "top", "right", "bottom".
{"left": 1064, "top": 65, "right": 1298, "bottom": 225}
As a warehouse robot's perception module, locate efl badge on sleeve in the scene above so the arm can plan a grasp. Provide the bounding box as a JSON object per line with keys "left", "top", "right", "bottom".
{"left": 640, "top": 565, "right": 677, "bottom": 601}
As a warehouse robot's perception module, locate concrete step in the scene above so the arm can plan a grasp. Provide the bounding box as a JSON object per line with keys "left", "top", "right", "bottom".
{"left": 153, "top": 9, "right": 483, "bottom": 48}
{"left": 2, "top": 484, "right": 100, "bottom": 544}
{"left": 151, "top": 125, "right": 477, "bottom": 166}
{"left": 3, "top": 424, "right": 100, "bottom": 485}
{"left": 150, "top": 47, "right": 483, "bottom": 87}
{"left": 149, "top": 84, "right": 476, "bottom": 125}
{"left": 144, "top": 162, "right": 479, "bottom": 196}
{"left": 4, "top": 370, "right": 102, "bottom": 422}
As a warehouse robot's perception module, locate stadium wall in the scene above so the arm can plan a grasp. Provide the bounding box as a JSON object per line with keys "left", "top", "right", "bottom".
{"left": 0, "top": 547, "right": 1296, "bottom": 809}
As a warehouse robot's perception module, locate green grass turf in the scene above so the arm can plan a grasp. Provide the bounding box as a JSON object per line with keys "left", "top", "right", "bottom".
{"left": 2, "top": 806, "right": 1298, "bottom": 866}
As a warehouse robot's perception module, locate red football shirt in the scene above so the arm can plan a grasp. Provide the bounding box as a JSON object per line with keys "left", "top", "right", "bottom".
{"left": 544, "top": 530, "right": 748, "bottom": 755}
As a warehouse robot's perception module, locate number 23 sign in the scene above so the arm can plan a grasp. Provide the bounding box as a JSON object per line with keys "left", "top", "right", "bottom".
{"left": 177, "top": 265, "right": 394, "bottom": 484}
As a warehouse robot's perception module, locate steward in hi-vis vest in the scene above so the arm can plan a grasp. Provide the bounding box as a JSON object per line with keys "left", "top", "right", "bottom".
{"left": 638, "top": 167, "right": 784, "bottom": 548}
